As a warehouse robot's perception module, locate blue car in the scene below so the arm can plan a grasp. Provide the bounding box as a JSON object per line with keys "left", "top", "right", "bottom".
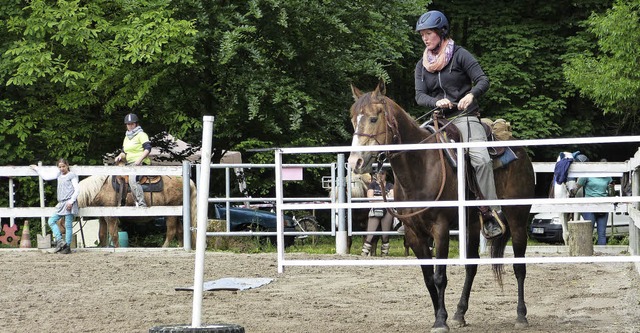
{"left": 211, "top": 204, "right": 296, "bottom": 247}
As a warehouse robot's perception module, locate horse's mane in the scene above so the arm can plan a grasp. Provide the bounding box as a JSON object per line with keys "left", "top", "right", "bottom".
{"left": 77, "top": 175, "right": 109, "bottom": 207}
{"left": 350, "top": 173, "right": 371, "bottom": 198}
{"left": 329, "top": 172, "right": 371, "bottom": 199}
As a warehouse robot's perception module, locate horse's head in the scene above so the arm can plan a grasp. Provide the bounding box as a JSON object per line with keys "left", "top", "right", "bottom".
{"left": 347, "top": 80, "right": 396, "bottom": 174}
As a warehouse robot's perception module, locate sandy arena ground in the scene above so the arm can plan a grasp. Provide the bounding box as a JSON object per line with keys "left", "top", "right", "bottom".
{"left": 1, "top": 248, "right": 639, "bottom": 333}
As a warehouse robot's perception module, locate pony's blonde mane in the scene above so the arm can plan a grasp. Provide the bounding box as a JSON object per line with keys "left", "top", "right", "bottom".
{"left": 77, "top": 175, "right": 108, "bottom": 207}
{"left": 329, "top": 172, "right": 371, "bottom": 199}
{"left": 350, "top": 173, "right": 371, "bottom": 198}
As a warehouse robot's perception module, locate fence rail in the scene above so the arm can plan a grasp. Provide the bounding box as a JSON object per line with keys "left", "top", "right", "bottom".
{"left": 0, "top": 164, "right": 191, "bottom": 247}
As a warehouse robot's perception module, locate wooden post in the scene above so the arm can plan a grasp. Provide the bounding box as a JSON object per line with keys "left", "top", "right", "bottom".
{"left": 568, "top": 220, "right": 593, "bottom": 256}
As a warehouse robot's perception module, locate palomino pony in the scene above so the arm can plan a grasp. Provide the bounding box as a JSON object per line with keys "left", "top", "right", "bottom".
{"left": 331, "top": 172, "right": 371, "bottom": 254}
{"left": 347, "top": 81, "right": 535, "bottom": 332}
{"left": 77, "top": 174, "right": 197, "bottom": 248}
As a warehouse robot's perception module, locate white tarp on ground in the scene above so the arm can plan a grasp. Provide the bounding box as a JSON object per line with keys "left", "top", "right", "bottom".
{"left": 175, "top": 277, "right": 273, "bottom": 291}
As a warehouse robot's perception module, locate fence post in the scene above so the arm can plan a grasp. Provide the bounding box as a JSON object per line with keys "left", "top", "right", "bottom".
{"left": 182, "top": 161, "right": 191, "bottom": 251}
{"left": 631, "top": 165, "right": 640, "bottom": 256}
{"left": 37, "top": 161, "right": 46, "bottom": 236}
{"left": 335, "top": 154, "right": 347, "bottom": 254}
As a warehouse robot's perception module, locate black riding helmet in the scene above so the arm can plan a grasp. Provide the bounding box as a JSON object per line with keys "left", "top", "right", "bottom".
{"left": 124, "top": 113, "right": 139, "bottom": 124}
{"left": 415, "top": 10, "right": 449, "bottom": 39}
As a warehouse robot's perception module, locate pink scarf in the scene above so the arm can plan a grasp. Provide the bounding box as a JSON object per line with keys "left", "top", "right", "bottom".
{"left": 423, "top": 39, "right": 455, "bottom": 73}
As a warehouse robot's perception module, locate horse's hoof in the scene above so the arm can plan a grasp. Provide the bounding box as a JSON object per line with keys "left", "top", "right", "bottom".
{"left": 430, "top": 325, "right": 450, "bottom": 333}
{"left": 514, "top": 317, "right": 529, "bottom": 329}
{"left": 451, "top": 316, "right": 466, "bottom": 328}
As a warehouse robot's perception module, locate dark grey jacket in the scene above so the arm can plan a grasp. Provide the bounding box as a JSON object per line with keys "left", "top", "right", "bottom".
{"left": 414, "top": 45, "right": 489, "bottom": 118}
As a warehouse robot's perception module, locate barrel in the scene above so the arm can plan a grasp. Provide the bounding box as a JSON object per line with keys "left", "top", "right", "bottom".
{"left": 118, "top": 231, "right": 129, "bottom": 248}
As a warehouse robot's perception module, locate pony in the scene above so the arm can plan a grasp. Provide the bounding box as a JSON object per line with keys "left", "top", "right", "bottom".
{"left": 77, "top": 174, "right": 197, "bottom": 248}
{"left": 330, "top": 172, "right": 371, "bottom": 253}
{"left": 347, "top": 81, "right": 535, "bottom": 332}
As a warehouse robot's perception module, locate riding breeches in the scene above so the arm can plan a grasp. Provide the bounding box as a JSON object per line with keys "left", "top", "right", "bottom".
{"left": 128, "top": 174, "right": 147, "bottom": 207}
{"left": 451, "top": 116, "right": 500, "bottom": 210}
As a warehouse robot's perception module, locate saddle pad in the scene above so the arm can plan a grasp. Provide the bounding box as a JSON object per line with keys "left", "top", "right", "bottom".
{"left": 111, "top": 176, "right": 164, "bottom": 192}
{"left": 175, "top": 277, "right": 273, "bottom": 291}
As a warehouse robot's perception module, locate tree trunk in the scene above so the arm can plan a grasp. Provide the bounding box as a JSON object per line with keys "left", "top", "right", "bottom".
{"left": 568, "top": 220, "right": 593, "bottom": 256}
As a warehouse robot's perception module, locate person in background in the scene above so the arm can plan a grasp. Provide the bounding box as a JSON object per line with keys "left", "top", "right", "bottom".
{"left": 361, "top": 169, "right": 394, "bottom": 257}
{"left": 414, "top": 10, "right": 507, "bottom": 239}
{"left": 31, "top": 159, "right": 79, "bottom": 254}
{"left": 572, "top": 158, "right": 614, "bottom": 245}
{"left": 114, "top": 113, "right": 151, "bottom": 207}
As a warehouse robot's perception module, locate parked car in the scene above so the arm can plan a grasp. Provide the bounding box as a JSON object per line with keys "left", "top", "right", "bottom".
{"left": 530, "top": 205, "right": 630, "bottom": 243}
{"left": 211, "top": 204, "right": 296, "bottom": 247}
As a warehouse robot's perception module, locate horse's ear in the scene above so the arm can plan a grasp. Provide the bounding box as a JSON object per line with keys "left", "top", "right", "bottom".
{"left": 351, "top": 84, "right": 363, "bottom": 101}
{"left": 375, "top": 79, "right": 387, "bottom": 96}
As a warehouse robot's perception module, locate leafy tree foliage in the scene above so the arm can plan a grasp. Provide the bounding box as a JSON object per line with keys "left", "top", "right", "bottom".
{"left": 1, "top": 0, "right": 428, "bottom": 201}
{"left": 425, "top": 0, "right": 613, "bottom": 155}
{"left": 1, "top": 0, "right": 637, "bottom": 204}
{"left": 564, "top": 0, "right": 640, "bottom": 131}
{"left": 1, "top": 0, "right": 197, "bottom": 166}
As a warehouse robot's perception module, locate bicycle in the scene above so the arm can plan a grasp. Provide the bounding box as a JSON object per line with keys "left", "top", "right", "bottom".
{"left": 291, "top": 215, "right": 323, "bottom": 246}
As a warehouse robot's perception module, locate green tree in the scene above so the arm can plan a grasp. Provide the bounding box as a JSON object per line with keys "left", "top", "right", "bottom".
{"left": 416, "top": 1, "right": 616, "bottom": 160}
{"left": 564, "top": 0, "right": 640, "bottom": 132}
{"left": 1, "top": 0, "right": 197, "bottom": 165}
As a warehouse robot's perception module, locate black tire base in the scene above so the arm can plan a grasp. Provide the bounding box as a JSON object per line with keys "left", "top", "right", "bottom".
{"left": 149, "top": 323, "right": 244, "bottom": 333}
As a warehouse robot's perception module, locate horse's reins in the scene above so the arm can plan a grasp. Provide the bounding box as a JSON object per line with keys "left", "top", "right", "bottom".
{"left": 360, "top": 98, "right": 450, "bottom": 220}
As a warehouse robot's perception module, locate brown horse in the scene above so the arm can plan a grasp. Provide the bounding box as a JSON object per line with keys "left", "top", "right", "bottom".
{"left": 77, "top": 174, "right": 197, "bottom": 248}
{"left": 347, "top": 81, "right": 534, "bottom": 332}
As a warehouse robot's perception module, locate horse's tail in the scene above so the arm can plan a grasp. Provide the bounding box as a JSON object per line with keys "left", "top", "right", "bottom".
{"left": 489, "top": 228, "right": 510, "bottom": 288}
{"left": 189, "top": 180, "right": 197, "bottom": 249}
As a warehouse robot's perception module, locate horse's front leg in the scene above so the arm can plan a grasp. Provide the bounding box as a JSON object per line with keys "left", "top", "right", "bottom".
{"left": 107, "top": 217, "right": 120, "bottom": 247}
{"left": 431, "top": 231, "right": 449, "bottom": 333}
{"left": 452, "top": 215, "right": 481, "bottom": 328}
{"left": 98, "top": 217, "right": 108, "bottom": 247}
{"left": 415, "top": 228, "right": 449, "bottom": 333}
{"left": 163, "top": 216, "right": 178, "bottom": 247}
{"left": 560, "top": 212, "right": 570, "bottom": 245}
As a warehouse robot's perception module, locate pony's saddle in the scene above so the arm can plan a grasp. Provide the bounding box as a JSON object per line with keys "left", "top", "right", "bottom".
{"left": 112, "top": 175, "right": 164, "bottom": 205}
{"left": 421, "top": 117, "right": 518, "bottom": 170}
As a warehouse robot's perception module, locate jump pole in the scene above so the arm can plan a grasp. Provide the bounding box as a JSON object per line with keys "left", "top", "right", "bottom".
{"left": 192, "top": 115, "right": 214, "bottom": 327}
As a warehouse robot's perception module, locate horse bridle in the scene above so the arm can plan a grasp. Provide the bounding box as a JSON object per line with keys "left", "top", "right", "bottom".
{"left": 353, "top": 96, "right": 449, "bottom": 220}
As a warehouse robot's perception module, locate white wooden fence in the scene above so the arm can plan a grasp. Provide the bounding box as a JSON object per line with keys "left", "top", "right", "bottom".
{"left": 0, "top": 164, "right": 192, "bottom": 248}
{"left": 265, "top": 136, "right": 640, "bottom": 274}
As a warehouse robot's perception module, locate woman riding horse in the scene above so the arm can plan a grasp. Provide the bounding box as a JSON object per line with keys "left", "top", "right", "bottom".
{"left": 347, "top": 80, "right": 534, "bottom": 332}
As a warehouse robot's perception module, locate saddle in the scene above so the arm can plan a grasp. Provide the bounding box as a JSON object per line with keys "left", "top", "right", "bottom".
{"left": 421, "top": 116, "right": 517, "bottom": 170}
{"left": 421, "top": 115, "right": 518, "bottom": 198}
{"left": 112, "top": 175, "right": 164, "bottom": 206}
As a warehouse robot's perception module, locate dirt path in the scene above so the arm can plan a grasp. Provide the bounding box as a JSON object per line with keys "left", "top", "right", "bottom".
{"left": 1, "top": 249, "right": 639, "bottom": 333}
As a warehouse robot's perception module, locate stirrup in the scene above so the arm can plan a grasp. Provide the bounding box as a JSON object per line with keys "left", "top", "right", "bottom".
{"left": 381, "top": 242, "right": 390, "bottom": 257}
{"left": 479, "top": 210, "right": 507, "bottom": 239}
{"left": 361, "top": 242, "right": 372, "bottom": 257}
